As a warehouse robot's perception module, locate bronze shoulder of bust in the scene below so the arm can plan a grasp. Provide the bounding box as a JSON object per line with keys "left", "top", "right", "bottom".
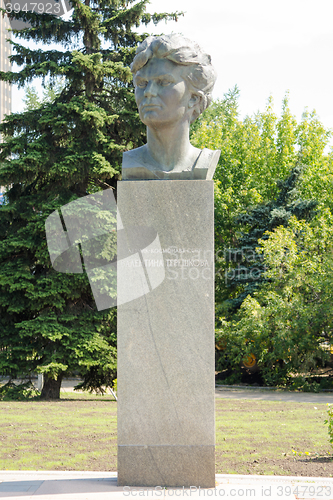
{"left": 122, "top": 147, "right": 221, "bottom": 180}
{"left": 122, "top": 34, "right": 219, "bottom": 182}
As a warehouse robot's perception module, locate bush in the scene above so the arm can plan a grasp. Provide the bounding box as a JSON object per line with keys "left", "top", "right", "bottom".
{"left": 0, "top": 381, "right": 40, "bottom": 401}
{"left": 324, "top": 404, "right": 333, "bottom": 449}
{"left": 215, "top": 292, "right": 327, "bottom": 387}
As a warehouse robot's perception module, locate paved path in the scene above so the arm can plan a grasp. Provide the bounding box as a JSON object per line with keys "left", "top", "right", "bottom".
{"left": 60, "top": 380, "right": 333, "bottom": 404}
{"left": 3, "top": 378, "right": 333, "bottom": 404}
{"left": 215, "top": 385, "right": 333, "bottom": 404}
{"left": 0, "top": 471, "right": 333, "bottom": 499}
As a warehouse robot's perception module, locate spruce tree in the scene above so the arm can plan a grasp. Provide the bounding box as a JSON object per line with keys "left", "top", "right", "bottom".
{"left": 0, "top": 0, "right": 180, "bottom": 398}
{"left": 224, "top": 159, "right": 318, "bottom": 313}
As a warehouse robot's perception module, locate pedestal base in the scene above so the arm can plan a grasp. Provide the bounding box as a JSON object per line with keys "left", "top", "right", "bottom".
{"left": 118, "top": 445, "right": 215, "bottom": 487}
{"left": 117, "top": 181, "right": 215, "bottom": 487}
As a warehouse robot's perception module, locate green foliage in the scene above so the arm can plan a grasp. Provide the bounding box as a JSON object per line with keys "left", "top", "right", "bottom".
{"left": 216, "top": 210, "right": 333, "bottom": 386}
{"left": 0, "top": 381, "right": 39, "bottom": 400}
{"left": 224, "top": 161, "right": 317, "bottom": 312}
{"left": 290, "top": 377, "right": 321, "bottom": 393}
{"left": 0, "top": 0, "right": 180, "bottom": 397}
{"left": 191, "top": 91, "right": 332, "bottom": 312}
{"left": 23, "top": 85, "right": 41, "bottom": 110}
{"left": 297, "top": 110, "right": 333, "bottom": 212}
{"left": 324, "top": 404, "right": 333, "bottom": 449}
{"left": 193, "top": 90, "right": 333, "bottom": 383}
{"left": 23, "top": 80, "right": 65, "bottom": 110}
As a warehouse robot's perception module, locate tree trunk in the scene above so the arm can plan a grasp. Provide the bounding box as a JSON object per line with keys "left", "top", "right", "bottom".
{"left": 40, "top": 373, "right": 63, "bottom": 400}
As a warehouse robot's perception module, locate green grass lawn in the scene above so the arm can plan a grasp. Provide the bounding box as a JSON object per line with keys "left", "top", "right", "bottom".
{"left": 0, "top": 392, "right": 332, "bottom": 476}
{"left": 0, "top": 392, "right": 117, "bottom": 471}
{"left": 215, "top": 399, "right": 332, "bottom": 476}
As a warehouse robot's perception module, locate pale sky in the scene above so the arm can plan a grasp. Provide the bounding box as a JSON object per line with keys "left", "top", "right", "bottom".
{"left": 11, "top": 0, "right": 333, "bottom": 139}
{"left": 145, "top": 0, "right": 333, "bottom": 133}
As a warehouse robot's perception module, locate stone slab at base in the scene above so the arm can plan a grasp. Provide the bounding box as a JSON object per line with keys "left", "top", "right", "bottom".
{"left": 117, "top": 180, "right": 215, "bottom": 487}
{"left": 117, "top": 445, "right": 215, "bottom": 487}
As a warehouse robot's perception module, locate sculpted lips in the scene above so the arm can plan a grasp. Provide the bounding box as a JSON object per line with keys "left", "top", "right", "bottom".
{"left": 141, "top": 103, "right": 161, "bottom": 110}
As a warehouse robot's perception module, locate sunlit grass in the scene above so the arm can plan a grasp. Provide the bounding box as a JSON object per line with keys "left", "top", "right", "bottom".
{"left": 0, "top": 394, "right": 331, "bottom": 475}
{"left": 215, "top": 399, "right": 331, "bottom": 475}
{"left": 0, "top": 395, "right": 117, "bottom": 471}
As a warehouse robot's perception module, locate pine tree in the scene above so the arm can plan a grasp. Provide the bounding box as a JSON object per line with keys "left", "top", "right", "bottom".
{"left": 224, "top": 158, "right": 318, "bottom": 313}
{"left": 0, "top": 0, "right": 180, "bottom": 398}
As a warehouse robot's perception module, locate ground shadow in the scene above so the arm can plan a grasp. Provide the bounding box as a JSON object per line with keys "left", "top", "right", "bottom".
{"left": 0, "top": 477, "right": 118, "bottom": 496}
{"left": 297, "top": 456, "right": 333, "bottom": 464}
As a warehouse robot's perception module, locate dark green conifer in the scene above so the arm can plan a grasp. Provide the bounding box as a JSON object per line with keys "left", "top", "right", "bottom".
{"left": 0, "top": 0, "right": 180, "bottom": 398}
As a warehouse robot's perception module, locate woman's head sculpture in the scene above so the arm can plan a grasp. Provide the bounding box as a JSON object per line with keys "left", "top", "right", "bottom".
{"left": 122, "top": 34, "right": 220, "bottom": 180}
{"left": 130, "top": 34, "right": 217, "bottom": 123}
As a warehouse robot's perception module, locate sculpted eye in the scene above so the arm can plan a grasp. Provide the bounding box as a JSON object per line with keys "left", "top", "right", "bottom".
{"left": 159, "top": 79, "right": 172, "bottom": 86}
{"left": 136, "top": 80, "right": 147, "bottom": 89}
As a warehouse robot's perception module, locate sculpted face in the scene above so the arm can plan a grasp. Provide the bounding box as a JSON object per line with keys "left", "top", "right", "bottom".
{"left": 134, "top": 58, "right": 196, "bottom": 128}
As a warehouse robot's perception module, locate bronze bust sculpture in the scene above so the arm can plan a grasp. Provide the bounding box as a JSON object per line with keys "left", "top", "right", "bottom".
{"left": 122, "top": 34, "right": 220, "bottom": 180}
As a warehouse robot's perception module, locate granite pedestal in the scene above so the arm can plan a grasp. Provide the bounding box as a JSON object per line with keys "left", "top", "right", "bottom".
{"left": 117, "top": 180, "right": 215, "bottom": 487}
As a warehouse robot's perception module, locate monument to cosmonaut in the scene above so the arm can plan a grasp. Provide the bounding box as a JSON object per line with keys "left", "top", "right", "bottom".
{"left": 117, "top": 33, "right": 219, "bottom": 488}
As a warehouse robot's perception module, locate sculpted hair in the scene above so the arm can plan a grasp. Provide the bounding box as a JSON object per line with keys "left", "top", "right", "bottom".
{"left": 131, "top": 34, "right": 217, "bottom": 122}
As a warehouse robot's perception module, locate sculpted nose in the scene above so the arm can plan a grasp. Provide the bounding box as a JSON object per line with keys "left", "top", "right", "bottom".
{"left": 144, "top": 81, "right": 157, "bottom": 97}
